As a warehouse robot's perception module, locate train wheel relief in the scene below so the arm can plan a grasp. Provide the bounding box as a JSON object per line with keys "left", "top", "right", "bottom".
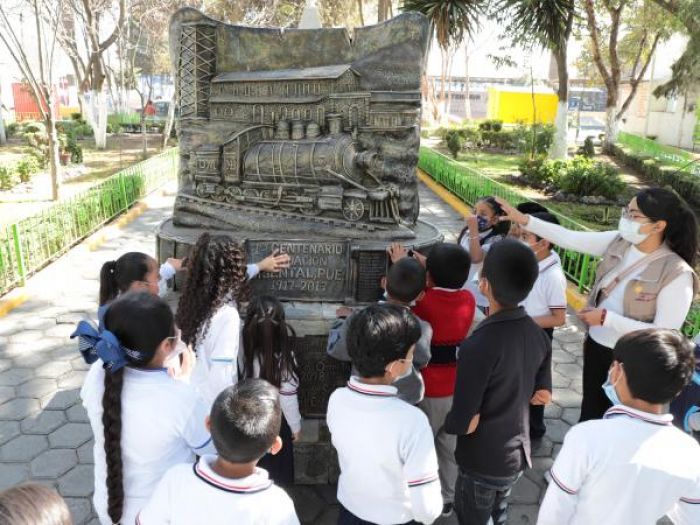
{"left": 342, "top": 197, "right": 365, "bottom": 221}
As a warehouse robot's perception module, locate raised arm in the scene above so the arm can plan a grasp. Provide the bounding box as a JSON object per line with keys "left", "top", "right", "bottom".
{"left": 495, "top": 198, "right": 618, "bottom": 257}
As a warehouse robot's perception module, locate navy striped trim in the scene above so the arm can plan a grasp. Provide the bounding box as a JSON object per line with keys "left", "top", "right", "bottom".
{"left": 550, "top": 470, "right": 577, "bottom": 495}
{"left": 280, "top": 390, "right": 298, "bottom": 396}
{"left": 193, "top": 459, "right": 273, "bottom": 494}
{"left": 347, "top": 381, "right": 396, "bottom": 397}
{"left": 680, "top": 497, "right": 700, "bottom": 505}
{"left": 408, "top": 473, "right": 439, "bottom": 488}
{"left": 604, "top": 407, "right": 673, "bottom": 426}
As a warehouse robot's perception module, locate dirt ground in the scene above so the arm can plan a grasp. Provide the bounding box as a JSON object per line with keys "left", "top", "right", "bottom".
{"left": 0, "top": 134, "right": 169, "bottom": 227}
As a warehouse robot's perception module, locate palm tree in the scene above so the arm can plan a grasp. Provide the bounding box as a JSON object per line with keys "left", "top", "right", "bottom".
{"left": 496, "top": 0, "right": 574, "bottom": 159}
{"left": 402, "top": 0, "right": 487, "bottom": 124}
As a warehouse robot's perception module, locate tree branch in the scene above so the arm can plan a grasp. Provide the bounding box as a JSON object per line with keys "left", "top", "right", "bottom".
{"left": 584, "top": 0, "right": 613, "bottom": 90}
{"left": 616, "top": 32, "right": 662, "bottom": 119}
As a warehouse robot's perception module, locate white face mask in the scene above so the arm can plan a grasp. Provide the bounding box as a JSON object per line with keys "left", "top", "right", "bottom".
{"left": 618, "top": 216, "right": 650, "bottom": 245}
{"left": 388, "top": 360, "right": 413, "bottom": 383}
{"left": 164, "top": 337, "right": 187, "bottom": 369}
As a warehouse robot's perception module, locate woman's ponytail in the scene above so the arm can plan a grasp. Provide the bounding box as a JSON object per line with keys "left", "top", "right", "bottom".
{"left": 99, "top": 261, "right": 119, "bottom": 306}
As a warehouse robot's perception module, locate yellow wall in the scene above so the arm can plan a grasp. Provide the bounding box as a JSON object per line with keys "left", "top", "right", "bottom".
{"left": 486, "top": 88, "right": 559, "bottom": 124}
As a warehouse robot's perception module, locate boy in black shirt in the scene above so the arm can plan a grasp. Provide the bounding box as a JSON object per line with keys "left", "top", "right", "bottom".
{"left": 445, "top": 239, "right": 552, "bottom": 525}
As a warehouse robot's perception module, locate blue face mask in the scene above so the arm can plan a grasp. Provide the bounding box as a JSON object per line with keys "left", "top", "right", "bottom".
{"left": 476, "top": 215, "right": 491, "bottom": 232}
{"left": 602, "top": 370, "right": 622, "bottom": 406}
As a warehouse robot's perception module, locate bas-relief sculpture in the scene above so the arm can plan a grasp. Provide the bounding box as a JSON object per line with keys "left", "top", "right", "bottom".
{"left": 160, "top": 10, "right": 441, "bottom": 419}
{"left": 168, "top": 8, "right": 430, "bottom": 237}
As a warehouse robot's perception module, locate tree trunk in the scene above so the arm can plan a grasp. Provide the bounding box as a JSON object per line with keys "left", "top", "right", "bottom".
{"left": 356, "top": 0, "right": 364, "bottom": 25}
{"left": 162, "top": 95, "right": 176, "bottom": 150}
{"left": 0, "top": 111, "right": 6, "bottom": 145}
{"left": 604, "top": 103, "right": 620, "bottom": 149}
{"left": 463, "top": 41, "right": 471, "bottom": 120}
{"left": 90, "top": 90, "right": 108, "bottom": 149}
{"left": 551, "top": 49, "right": 569, "bottom": 160}
{"left": 45, "top": 98, "right": 61, "bottom": 201}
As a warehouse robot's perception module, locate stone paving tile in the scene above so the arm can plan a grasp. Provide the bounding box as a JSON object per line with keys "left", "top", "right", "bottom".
{"left": 0, "top": 183, "right": 589, "bottom": 524}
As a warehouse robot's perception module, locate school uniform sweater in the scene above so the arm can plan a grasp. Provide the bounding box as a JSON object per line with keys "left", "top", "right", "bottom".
{"left": 412, "top": 287, "right": 476, "bottom": 398}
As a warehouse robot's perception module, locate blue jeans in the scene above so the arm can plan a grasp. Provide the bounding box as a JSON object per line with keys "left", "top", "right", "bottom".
{"left": 454, "top": 469, "right": 522, "bottom": 525}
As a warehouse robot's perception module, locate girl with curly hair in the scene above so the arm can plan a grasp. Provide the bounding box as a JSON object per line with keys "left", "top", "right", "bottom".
{"left": 240, "top": 295, "right": 301, "bottom": 484}
{"left": 176, "top": 233, "right": 252, "bottom": 405}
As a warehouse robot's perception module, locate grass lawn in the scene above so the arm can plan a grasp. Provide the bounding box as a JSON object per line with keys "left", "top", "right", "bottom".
{"left": 431, "top": 144, "right": 628, "bottom": 231}
{"left": 0, "top": 134, "right": 170, "bottom": 226}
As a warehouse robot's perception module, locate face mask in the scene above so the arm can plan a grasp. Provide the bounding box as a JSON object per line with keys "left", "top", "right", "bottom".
{"left": 388, "top": 361, "right": 413, "bottom": 383}
{"left": 476, "top": 215, "right": 491, "bottom": 232}
{"left": 158, "top": 280, "right": 168, "bottom": 298}
{"left": 164, "top": 337, "right": 187, "bottom": 369}
{"left": 618, "top": 217, "right": 650, "bottom": 245}
{"left": 602, "top": 370, "right": 622, "bottom": 406}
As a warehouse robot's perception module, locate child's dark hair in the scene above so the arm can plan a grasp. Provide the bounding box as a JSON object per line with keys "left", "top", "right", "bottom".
{"left": 516, "top": 202, "right": 548, "bottom": 215}
{"left": 482, "top": 238, "right": 538, "bottom": 307}
{"left": 347, "top": 303, "right": 421, "bottom": 378}
{"left": 0, "top": 483, "right": 71, "bottom": 525}
{"left": 210, "top": 380, "right": 281, "bottom": 464}
{"left": 614, "top": 329, "right": 695, "bottom": 404}
{"left": 242, "top": 295, "right": 298, "bottom": 389}
{"left": 530, "top": 212, "right": 560, "bottom": 243}
{"left": 386, "top": 257, "right": 426, "bottom": 303}
{"left": 176, "top": 233, "right": 250, "bottom": 347}
{"left": 426, "top": 243, "right": 471, "bottom": 289}
{"left": 102, "top": 292, "right": 175, "bottom": 524}
{"left": 636, "top": 188, "right": 698, "bottom": 266}
{"left": 457, "top": 196, "right": 510, "bottom": 245}
{"left": 99, "top": 252, "right": 155, "bottom": 306}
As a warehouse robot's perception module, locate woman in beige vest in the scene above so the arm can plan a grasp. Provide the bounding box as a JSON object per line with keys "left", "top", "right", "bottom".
{"left": 497, "top": 188, "right": 698, "bottom": 421}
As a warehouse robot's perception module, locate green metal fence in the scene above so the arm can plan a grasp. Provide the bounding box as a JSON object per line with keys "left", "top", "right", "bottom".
{"left": 0, "top": 147, "right": 178, "bottom": 297}
{"left": 417, "top": 146, "right": 700, "bottom": 338}
{"left": 617, "top": 132, "right": 700, "bottom": 176}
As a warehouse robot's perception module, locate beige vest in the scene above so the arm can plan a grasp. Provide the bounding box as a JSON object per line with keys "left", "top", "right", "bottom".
{"left": 587, "top": 236, "right": 699, "bottom": 322}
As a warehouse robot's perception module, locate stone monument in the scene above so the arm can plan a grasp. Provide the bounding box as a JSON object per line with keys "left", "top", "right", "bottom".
{"left": 158, "top": 7, "right": 440, "bottom": 483}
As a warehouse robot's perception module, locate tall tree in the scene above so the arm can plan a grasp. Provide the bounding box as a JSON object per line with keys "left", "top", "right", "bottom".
{"left": 402, "top": 0, "right": 487, "bottom": 124}
{"left": 0, "top": 0, "right": 63, "bottom": 200}
{"left": 583, "top": 0, "right": 672, "bottom": 148}
{"left": 496, "top": 0, "right": 575, "bottom": 159}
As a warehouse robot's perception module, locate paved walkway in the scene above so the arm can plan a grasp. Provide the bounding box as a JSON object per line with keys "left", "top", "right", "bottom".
{"left": 0, "top": 181, "right": 586, "bottom": 524}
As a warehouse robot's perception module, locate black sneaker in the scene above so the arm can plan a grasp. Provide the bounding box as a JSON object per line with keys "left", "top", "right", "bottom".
{"left": 441, "top": 503, "right": 454, "bottom": 517}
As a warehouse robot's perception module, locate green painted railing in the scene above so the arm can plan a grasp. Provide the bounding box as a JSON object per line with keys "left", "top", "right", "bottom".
{"left": 0, "top": 148, "right": 178, "bottom": 297}
{"left": 417, "top": 146, "right": 700, "bottom": 338}
{"left": 617, "top": 132, "right": 700, "bottom": 176}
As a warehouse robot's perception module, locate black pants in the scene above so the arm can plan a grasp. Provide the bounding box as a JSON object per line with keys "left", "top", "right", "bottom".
{"left": 580, "top": 335, "right": 613, "bottom": 422}
{"left": 529, "top": 328, "right": 554, "bottom": 439}
{"left": 454, "top": 469, "right": 522, "bottom": 525}
{"left": 337, "top": 506, "right": 419, "bottom": 525}
{"left": 258, "top": 415, "right": 294, "bottom": 485}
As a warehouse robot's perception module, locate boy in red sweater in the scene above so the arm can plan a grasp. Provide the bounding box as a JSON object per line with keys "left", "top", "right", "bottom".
{"left": 392, "top": 242, "right": 475, "bottom": 517}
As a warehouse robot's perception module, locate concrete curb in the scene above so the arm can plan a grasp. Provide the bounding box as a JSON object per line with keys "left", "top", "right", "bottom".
{"left": 417, "top": 168, "right": 589, "bottom": 311}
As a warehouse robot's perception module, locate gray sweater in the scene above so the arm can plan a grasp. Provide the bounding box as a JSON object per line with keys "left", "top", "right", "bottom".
{"left": 326, "top": 306, "right": 432, "bottom": 405}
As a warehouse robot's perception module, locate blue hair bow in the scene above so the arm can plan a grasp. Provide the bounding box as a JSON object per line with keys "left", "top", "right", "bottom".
{"left": 70, "top": 320, "right": 142, "bottom": 373}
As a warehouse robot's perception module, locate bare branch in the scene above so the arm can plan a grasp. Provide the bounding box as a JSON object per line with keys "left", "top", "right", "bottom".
{"left": 617, "top": 32, "right": 662, "bottom": 119}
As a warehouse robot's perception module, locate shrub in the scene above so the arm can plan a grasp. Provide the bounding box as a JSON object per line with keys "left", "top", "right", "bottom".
{"left": 22, "top": 121, "right": 46, "bottom": 134}
{"left": 518, "top": 156, "right": 566, "bottom": 187}
{"left": 5, "top": 122, "right": 19, "bottom": 138}
{"left": 70, "top": 112, "right": 84, "bottom": 122}
{"left": 533, "top": 124, "right": 555, "bottom": 155}
{"left": 0, "top": 165, "right": 18, "bottom": 190}
{"left": 557, "top": 157, "right": 625, "bottom": 199}
{"left": 446, "top": 130, "right": 465, "bottom": 158}
{"left": 478, "top": 119, "right": 503, "bottom": 132}
{"left": 15, "top": 156, "right": 41, "bottom": 183}
{"left": 580, "top": 136, "right": 595, "bottom": 157}
{"left": 66, "top": 134, "right": 83, "bottom": 163}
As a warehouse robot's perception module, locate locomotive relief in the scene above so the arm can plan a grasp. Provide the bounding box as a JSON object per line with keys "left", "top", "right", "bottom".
{"left": 191, "top": 115, "right": 400, "bottom": 223}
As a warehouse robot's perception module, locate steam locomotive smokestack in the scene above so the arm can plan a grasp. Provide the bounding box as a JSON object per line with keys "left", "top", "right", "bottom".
{"left": 327, "top": 113, "right": 342, "bottom": 135}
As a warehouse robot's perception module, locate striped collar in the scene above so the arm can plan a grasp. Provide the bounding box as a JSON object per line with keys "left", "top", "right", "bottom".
{"left": 347, "top": 376, "right": 397, "bottom": 397}
{"left": 193, "top": 455, "right": 273, "bottom": 494}
{"left": 603, "top": 405, "right": 673, "bottom": 426}
{"left": 538, "top": 253, "right": 561, "bottom": 274}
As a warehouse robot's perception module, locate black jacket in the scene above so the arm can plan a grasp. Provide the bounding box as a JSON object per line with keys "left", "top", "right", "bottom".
{"left": 445, "top": 307, "right": 552, "bottom": 477}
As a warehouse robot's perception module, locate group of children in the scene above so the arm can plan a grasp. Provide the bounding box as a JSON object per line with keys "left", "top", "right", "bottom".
{"left": 3, "top": 193, "right": 698, "bottom": 525}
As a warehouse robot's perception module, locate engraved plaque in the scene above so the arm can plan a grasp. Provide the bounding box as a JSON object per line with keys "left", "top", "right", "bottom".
{"left": 247, "top": 240, "right": 350, "bottom": 302}
{"left": 293, "top": 335, "right": 351, "bottom": 417}
{"left": 356, "top": 251, "right": 387, "bottom": 303}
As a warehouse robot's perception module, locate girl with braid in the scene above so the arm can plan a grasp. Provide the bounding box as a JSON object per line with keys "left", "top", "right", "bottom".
{"left": 74, "top": 292, "right": 214, "bottom": 525}
{"left": 176, "top": 233, "right": 252, "bottom": 406}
